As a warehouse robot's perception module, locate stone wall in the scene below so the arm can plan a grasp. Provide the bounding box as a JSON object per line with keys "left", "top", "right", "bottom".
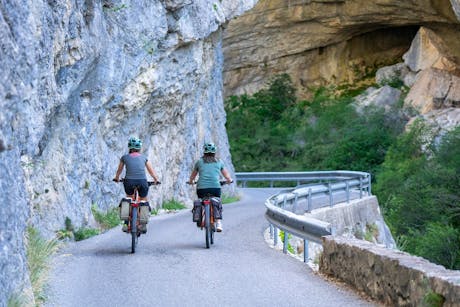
{"left": 320, "top": 236, "right": 460, "bottom": 306}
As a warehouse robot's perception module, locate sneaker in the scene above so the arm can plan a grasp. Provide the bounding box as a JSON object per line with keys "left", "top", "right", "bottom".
{"left": 140, "top": 224, "right": 147, "bottom": 234}
{"left": 215, "top": 219, "right": 222, "bottom": 232}
{"left": 122, "top": 224, "right": 128, "bottom": 232}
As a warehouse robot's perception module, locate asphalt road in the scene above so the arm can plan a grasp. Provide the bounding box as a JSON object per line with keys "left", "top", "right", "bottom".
{"left": 45, "top": 188, "right": 376, "bottom": 307}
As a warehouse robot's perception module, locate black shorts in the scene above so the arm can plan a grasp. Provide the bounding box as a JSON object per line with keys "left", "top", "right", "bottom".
{"left": 197, "top": 188, "right": 221, "bottom": 198}
{"left": 123, "top": 178, "right": 149, "bottom": 197}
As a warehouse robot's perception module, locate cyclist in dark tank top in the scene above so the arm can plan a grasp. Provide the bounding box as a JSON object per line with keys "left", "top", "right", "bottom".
{"left": 113, "top": 137, "right": 160, "bottom": 203}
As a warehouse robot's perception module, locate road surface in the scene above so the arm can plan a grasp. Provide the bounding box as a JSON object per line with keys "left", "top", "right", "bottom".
{"left": 45, "top": 188, "right": 376, "bottom": 307}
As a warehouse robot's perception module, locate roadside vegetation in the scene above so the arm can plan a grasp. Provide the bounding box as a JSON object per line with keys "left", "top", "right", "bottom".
{"left": 225, "top": 74, "right": 460, "bottom": 269}
{"left": 26, "top": 227, "right": 60, "bottom": 306}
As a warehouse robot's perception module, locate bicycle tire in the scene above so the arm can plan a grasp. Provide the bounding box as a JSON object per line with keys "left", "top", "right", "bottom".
{"left": 131, "top": 207, "right": 138, "bottom": 253}
{"left": 204, "top": 205, "right": 211, "bottom": 248}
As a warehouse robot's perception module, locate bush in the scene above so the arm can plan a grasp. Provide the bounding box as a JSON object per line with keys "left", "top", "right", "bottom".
{"left": 73, "top": 228, "right": 100, "bottom": 241}
{"left": 225, "top": 75, "right": 405, "bottom": 174}
{"left": 374, "top": 125, "right": 460, "bottom": 269}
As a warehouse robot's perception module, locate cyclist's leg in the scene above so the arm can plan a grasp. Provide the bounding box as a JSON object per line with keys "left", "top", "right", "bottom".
{"left": 123, "top": 179, "right": 136, "bottom": 199}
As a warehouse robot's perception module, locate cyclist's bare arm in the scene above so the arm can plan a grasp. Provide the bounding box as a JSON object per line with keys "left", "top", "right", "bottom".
{"left": 188, "top": 169, "right": 198, "bottom": 184}
{"left": 114, "top": 160, "right": 125, "bottom": 182}
{"left": 146, "top": 161, "right": 160, "bottom": 183}
{"left": 221, "top": 168, "right": 232, "bottom": 184}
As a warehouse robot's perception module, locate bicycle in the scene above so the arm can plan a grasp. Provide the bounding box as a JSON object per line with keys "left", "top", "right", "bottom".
{"left": 114, "top": 179, "right": 160, "bottom": 253}
{"left": 189, "top": 181, "right": 232, "bottom": 248}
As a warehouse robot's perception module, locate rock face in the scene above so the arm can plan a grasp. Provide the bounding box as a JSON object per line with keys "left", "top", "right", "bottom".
{"left": 223, "top": 0, "right": 460, "bottom": 99}
{"left": 0, "top": 0, "right": 256, "bottom": 303}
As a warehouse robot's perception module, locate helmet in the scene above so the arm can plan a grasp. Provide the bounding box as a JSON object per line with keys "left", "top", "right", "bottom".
{"left": 203, "top": 142, "right": 216, "bottom": 154}
{"left": 128, "top": 137, "right": 142, "bottom": 149}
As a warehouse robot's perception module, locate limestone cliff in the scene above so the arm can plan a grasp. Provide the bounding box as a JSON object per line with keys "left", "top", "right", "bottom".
{"left": 223, "top": 0, "right": 460, "bottom": 99}
{"left": 0, "top": 0, "right": 256, "bottom": 303}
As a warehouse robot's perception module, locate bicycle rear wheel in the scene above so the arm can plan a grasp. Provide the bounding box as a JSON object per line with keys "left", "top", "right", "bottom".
{"left": 131, "top": 207, "right": 138, "bottom": 253}
{"left": 204, "top": 205, "right": 211, "bottom": 248}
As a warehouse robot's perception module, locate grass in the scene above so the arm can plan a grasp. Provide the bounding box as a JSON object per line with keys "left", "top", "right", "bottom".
{"left": 26, "top": 227, "right": 60, "bottom": 305}
{"left": 222, "top": 193, "right": 240, "bottom": 204}
{"left": 7, "top": 292, "right": 32, "bottom": 307}
{"left": 162, "top": 199, "right": 186, "bottom": 210}
{"left": 91, "top": 204, "right": 120, "bottom": 230}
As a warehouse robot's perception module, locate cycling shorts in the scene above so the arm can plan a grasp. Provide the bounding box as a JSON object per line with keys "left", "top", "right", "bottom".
{"left": 123, "top": 178, "right": 149, "bottom": 197}
{"left": 197, "top": 188, "right": 221, "bottom": 198}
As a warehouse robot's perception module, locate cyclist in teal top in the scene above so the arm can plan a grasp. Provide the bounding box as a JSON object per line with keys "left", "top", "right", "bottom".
{"left": 188, "top": 142, "right": 232, "bottom": 232}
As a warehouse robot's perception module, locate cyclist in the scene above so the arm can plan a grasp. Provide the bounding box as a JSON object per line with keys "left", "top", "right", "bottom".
{"left": 187, "top": 142, "right": 232, "bottom": 232}
{"left": 113, "top": 137, "right": 160, "bottom": 231}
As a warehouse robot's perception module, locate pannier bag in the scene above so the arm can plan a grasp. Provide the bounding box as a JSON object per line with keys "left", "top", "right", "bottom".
{"left": 139, "top": 202, "right": 150, "bottom": 224}
{"left": 192, "top": 199, "right": 202, "bottom": 222}
{"left": 119, "top": 198, "right": 131, "bottom": 221}
{"left": 211, "top": 197, "right": 223, "bottom": 219}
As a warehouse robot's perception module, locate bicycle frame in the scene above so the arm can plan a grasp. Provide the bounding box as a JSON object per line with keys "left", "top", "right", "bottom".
{"left": 115, "top": 179, "right": 159, "bottom": 253}
{"left": 201, "top": 196, "right": 215, "bottom": 248}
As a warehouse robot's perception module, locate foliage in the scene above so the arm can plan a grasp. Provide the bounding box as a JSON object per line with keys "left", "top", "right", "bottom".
{"left": 225, "top": 74, "right": 405, "bottom": 175}
{"left": 374, "top": 126, "right": 460, "bottom": 269}
{"left": 279, "top": 230, "right": 295, "bottom": 254}
{"left": 56, "top": 217, "right": 75, "bottom": 240}
{"left": 91, "top": 204, "right": 121, "bottom": 230}
{"left": 225, "top": 72, "right": 460, "bottom": 269}
{"left": 73, "top": 228, "right": 100, "bottom": 241}
{"left": 162, "top": 199, "right": 186, "bottom": 210}
{"left": 7, "top": 293, "right": 30, "bottom": 307}
{"left": 26, "top": 227, "right": 60, "bottom": 305}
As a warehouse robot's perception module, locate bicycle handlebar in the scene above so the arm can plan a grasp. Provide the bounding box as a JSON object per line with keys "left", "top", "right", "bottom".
{"left": 113, "top": 178, "right": 161, "bottom": 185}
{"left": 187, "top": 180, "right": 233, "bottom": 186}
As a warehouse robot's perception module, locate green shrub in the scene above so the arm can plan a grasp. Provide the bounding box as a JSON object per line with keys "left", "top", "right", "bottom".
{"left": 374, "top": 125, "right": 460, "bottom": 269}
{"left": 73, "top": 228, "right": 100, "bottom": 241}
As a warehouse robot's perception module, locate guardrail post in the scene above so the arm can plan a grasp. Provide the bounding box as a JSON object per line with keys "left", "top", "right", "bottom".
{"left": 304, "top": 239, "right": 309, "bottom": 263}
{"left": 346, "top": 181, "right": 350, "bottom": 203}
{"left": 368, "top": 173, "right": 372, "bottom": 195}
{"left": 283, "top": 231, "right": 288, "bottom": 254}
{"left": 270, "top": 181, "right": 273, "bottom": 188}
{"left": 283, "top": 195, "right": 287, "bottom": 208}
{"left": 292, "top": 192, "right": 298, "bottom": 213}
{"left": 274, "top": 227, "right": 278, "bottom": 246}
{"left": 359, "top": 177, "right": 363, "bottom": 198}
{"left": 307, "top": 188, "right": 312, "bottom": 212}
{"left": 328, "top": 182, "right": 333, "bottom": 207}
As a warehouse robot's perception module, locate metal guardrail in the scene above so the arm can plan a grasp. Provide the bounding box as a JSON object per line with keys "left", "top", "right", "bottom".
{"left": 236, "top": 171, "right": 371, "bottom": 194}
{"left": 236, "top": 171, "right": 372, "bottom": 262}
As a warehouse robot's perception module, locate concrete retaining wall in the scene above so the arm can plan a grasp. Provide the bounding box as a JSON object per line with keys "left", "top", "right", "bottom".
{"left": 320, "top": 236, "right": 460, "bottom": 306}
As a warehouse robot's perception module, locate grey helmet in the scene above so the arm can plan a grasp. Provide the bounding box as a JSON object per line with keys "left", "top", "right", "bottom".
{"left": 203, "top": 142, "right": 216, "bottom": 154}
{"left": 128, "top": 137, "right": 142, "bottom": 149}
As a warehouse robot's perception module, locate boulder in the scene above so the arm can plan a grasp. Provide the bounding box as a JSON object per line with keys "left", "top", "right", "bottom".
{"left": 404, "top": 68, "right": 460, "bottom": 114}
{"left": 403, "top": 27, "right": 459, "bottom": 73}
{"left": 375, "top": 63, "right": 410, "bottom": 85}
{"left": 354, "top": 85, "right": 401, "bottom": 113}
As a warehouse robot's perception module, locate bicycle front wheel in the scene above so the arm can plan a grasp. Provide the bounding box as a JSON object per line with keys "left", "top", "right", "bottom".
{"left": 204, "top": 205, "right": 211, "bottom": 248}
{"left": 131, "top": 207, "right": 138, "bottom": 253}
